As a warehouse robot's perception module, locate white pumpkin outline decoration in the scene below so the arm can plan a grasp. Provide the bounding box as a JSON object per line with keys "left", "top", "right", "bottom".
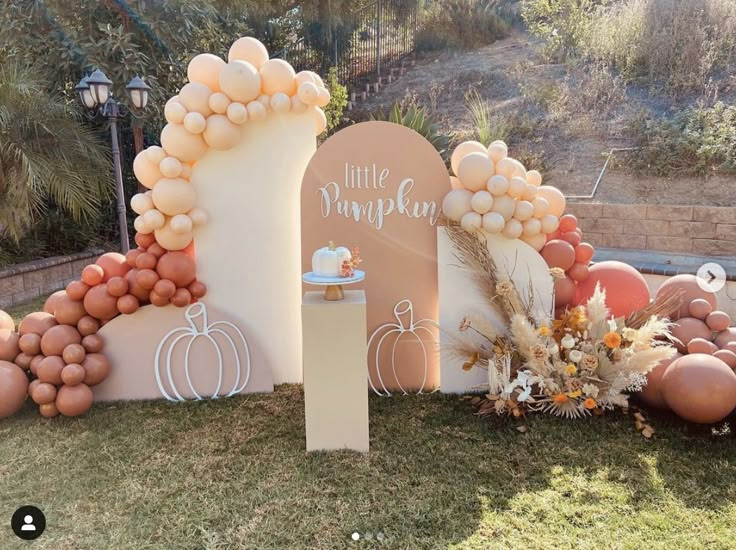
{"left": 154, "top": 302, "right": 252, "bottom": 402}
{"left": 367, "top": 299, "right": 440, "bottom": 396}
{"left": 311, "top": 240, "right": 352, "bottom": 277}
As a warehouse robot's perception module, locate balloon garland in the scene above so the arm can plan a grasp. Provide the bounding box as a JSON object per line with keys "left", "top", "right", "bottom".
{"left": 0, "top": 37, "right": 331, "bottom": 419}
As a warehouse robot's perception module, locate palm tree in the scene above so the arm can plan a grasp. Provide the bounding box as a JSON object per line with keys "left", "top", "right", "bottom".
{"left": 0, "top": 61, "right": 111, "bottom": 241}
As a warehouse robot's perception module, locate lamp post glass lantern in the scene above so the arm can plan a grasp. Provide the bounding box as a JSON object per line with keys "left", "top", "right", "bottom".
{"left": 77, "top": 69, "right": 150, "bottom": 254}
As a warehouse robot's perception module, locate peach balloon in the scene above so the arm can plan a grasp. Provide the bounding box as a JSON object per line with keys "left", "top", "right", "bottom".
{"left": 526, "top": 170, "right": 542, "bottom": 187}
{"left": 540, "top": 214, "right": 559, "bottom": 234}
{"left": 714, "top": 328, "right": 736, "bottom": 349}
{"left": 56, "top": 383, "right": 94, "bottom": 417}
{"left": 296, "top": 71, "right": 317, "bottom": 87}
{"left": 291, "top": 95, "right": 308, "bottom": 114}
{"left": 298, "top": 81, "right": 320, "bottom": 105}
{"left": 655, "top": 274, "right": 718, "bottom": 320}
{"left": 142, "top": 209, "right": 165, "bottom": 231}
{"left": 208, "top": 92, "right": 231, "bottom": 114}
{"left": 520, "top": 232, "right": 546, "bottom": 251}
{"left": 178, "top": 82, "right": 213, "bottom": 117}
{"left": 246, "top": 100, "right": 267, "bottom": 121}
{"left": 491, "top": 195, "right": 516, "bottom": 222}
{"left": 688, "top": 298, "right": 713, "bottom": 320}
{"left": 257, "top": 94, "right": 272, "bottom": 111}
{"left": 510, "top": 159, "right": 527, "bottom": 179}
{"left": 203, "top": 114, "right": 240, "bottom": 150}
{"left": 451, "top": 141, "right": 486, "bottom": 176}
{"left": 131, "top": 192, "right": 154, "bottom": 214}
{"left": 670, "top": 317, "right": 713, "bottom": 354}
{"left": 487, "top": 142, "right": 508, "bottom": 164}
{"left": 449, "top": 176, "right": 463, "bottom": 190}
{"left": 83, "top": 284, "right": 119, "bottom": 320}
{"left": 155, "top": 222, "right": 194, "bottom": 251}
{"left": 508, "top": 177, "right": 526, "bottom": 199}
{"left": 228, "top": 36, "right": 269, "bottom": 68}
{"left": 164, "top": 97, "right": 187, "bottom": 124}
{"left": 133, "top": 149, "right": 162, "bottom": 189}
{"left": 457, "top": 153, "right": 494, "bottom": 192}
{"left": 554, "top": 275, "right": 577, "bottom": 308}
{"left": 160, "top": 124, "right": 207, "bottom": 162}
{"left": 638, "top": 353, "right": 681, "bottom": 409}
{"left": 522, "top": 183, "right": 538, "bottom": 201}
{"left": 442, "top": 189, "right": 473, "bottom": 221}
{"left": 314, "top": 107, "right": 327, "bottom": 135}
{"left": 714, "top": 350, "right": 736, "bottom": 369}
{"left": 183, "top": 112, "right": 207, "bottom": 134}
{"left": 271, "top": 92, "right": 291, "bottom": 114}
{"left": 96, "top": 252, "right": 130, "bottom": 281}
{"left": 188, "top": 207, "right": 208, "bottom": 226}
{"left": 502, "top": 218, "right": 523, "bottom": 240}
{"left": 43, "top": 291, "right": 65, "bottom": 315}
{"left": 226, "top": 101, "right": 248, "bottom": 124}
{"left": 160, "top": 157, "right": 183, "bottom": 179}
{"left": 0, "top": 329, "right": 20, "bottom": 362}
{"left": 536, "top": 186, "right": 566, "bottom": 217}
{"left": 460, "top": 211, "right": 482, "bottom": 232}
{"left": 575, "top": 261, "right": 651, "bottom": 317}
{"left": 471, "top": 190, "right": 494, "bottom": 214}
{"left": 706, "top": 311, "right": 731, "bottom": 332}
{"left": 37, "top": 356, "right": 65, "bottom": 385}
{"left": 18, "top": 312, "right": 57, "bottom": 336}
{"left": 532, "top": 197, "right": 550, "bottom": 218}
{"left": 542, "top": 240, "right": 576, "bottom": 271}
{"left": 187, "top": 53, "right": 225, "bottom": 92}
{"left": 259, "top": 59, "right": 296, "bottom": 96}
{"left": 662, "top": 354, "right": 736, "bottom": 423}
{"left": 0, "top": 361, "right": 28, "bottom": 418}
{"left": 514, "top": 201, "right": 534, "bottom": 221}
{"left": 481, "top": 212, "right": 504, "bottom": 234}
{"left": 170, "top": 214, "right": 193, "bottom": 235}
{"left": 487, "top": 175, "right": 509, "bottom": 197}
{"left": 152, "top": 178, "right": 197, "bottom": 216}
{"left": 687, "top": 337, "right": 718, "bottom": 355}
{"left": 315, "top": 88, "right": 330, "bottom": 108}
{"left": 134, "top": 216, "right": 150, "bottom": 235}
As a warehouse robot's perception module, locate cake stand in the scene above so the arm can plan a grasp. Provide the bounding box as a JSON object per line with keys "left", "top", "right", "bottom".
{"left": 302, "top": 270, "right": 365, "bottom": 301}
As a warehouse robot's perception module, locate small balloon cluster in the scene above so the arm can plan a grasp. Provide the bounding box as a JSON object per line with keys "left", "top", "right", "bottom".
{"left": 638, "top": 275, "right": 736, "bottom": 424}
{"left": 441, "top": 140, "right": 567, "bottom": 251}
{"left": 132, "top": 36, "right": 331, "bottom": 252}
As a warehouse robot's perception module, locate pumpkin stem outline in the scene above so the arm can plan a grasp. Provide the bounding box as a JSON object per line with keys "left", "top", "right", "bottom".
{"left": 367, "top": 299, "right": 440, "bottom": 397}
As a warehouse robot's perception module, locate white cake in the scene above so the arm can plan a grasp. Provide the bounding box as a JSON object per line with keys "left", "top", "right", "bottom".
{"left": 311, "top": 241, "right": 352, "bottom": 277}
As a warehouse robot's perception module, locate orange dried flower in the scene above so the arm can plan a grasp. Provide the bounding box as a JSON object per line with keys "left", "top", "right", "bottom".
{"left": 603, "top": 332, "right": 622, "bottom": 349}
{"left": 583, "top": 398, "right": 597, "bottom": 410}
{"left": 552, "top": 393, "right": 569, "bottom": 405}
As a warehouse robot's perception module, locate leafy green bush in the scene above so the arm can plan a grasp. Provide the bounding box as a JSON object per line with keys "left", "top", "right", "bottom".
{"left": 417, "top": 0, "right": 510, "bottom": 51}
{"left": 626, "top": 102, "right": 736, "bottom": 176}
{"left": 372, "top": 98, "right": 451, "bottom": 159}
{"left": 323, "top": 67, "right": 349, "bottom": 135}
{"left": 521, "top": 0, "right": 601, "bottom": 61}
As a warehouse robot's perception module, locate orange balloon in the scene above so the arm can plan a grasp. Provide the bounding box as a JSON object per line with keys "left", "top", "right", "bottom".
{"left": 662, "top": 354, "right": 736, "bottom": 423}
{"left": 655, "top": 274, "right": 718, "bottom": 320}
{"left": 670, "top": 317, "right": 713, "bottom": 354}
{"left": 156, "top": 252, "right": 196, "bottom": 287}
{"left": 37, "top": 355, "right": 65, "bottom": 385}
{"left": 39, "top": 402, "right": 59, "bottom": 418}
{"left": 574, "top": 243, "right": 595, "bottom": 264}
{"left": 136, "top": 252, "right": 158, "bottom": 270}
{"left": 56, "top": 383, "right": 94, "bottom": 417}
{"left": 135, "top": 232, "right": 156, "bottom": 249}
{"left": 29, "top": 355, "right": 44, "bottom": 376}
{"left": 149, "top": 291, "right": 170, "bottom": 307}
{"left": 0, "top": 329, "right": 20, "bottom": 362}
{"left": 714, "top": 350, "right": 736, "bottom": 369}
{"left": 81, "top": 264, "right": 105, "bottom": 286}
{"left": 560, "top": 231, "right": 581, "bottom": 247}
{"left": 568, "top": 262, "right": 589, "bottom": 282}
{"left": 77, "top": 316, "right": 100, "bottom": 337}
{"left": 107, "top": 276, "right": 129, "bottom": 298}
{"left": 19, "top": 333, "right": 41, "bottom": 356}
{"left": 715, "top": 328, "right": 736, "bottom": 349}
{"left": 82, "top": 354, "right": 111, "bottom": 386}
{"left": 96, "top": 253, "right": 130, "bottom": 281}
{"left": 171, "top": 288, "right": 192, "bottom": 308}
{"left": 688, "top": 298, "right": 713, "bottom": 320}
{"left": 61, "top": 363, "right": 86, "bottom": 386}
{"left": 558, "top": 214, "right": 578, "bottom": 233}
{"left": 117, "top": 294, "right": 140, "bottom": 315}
{"left": 0, "top": 361, "right": 28, "bottom": 418}
{"left": 137, "top": 268, "right": 160, "bottom": 290}
{"left": 81, "top": 334, "right": 104, "bottom": 354}
{"left": 147, "top": 243, "right": 167, "bottom": 258}
{"left": 66, "top": 280, "right": 90, "bottom": 301}
{"left": 14, "top": 352, "right": 33, "bottom": 370}
{"left": 188, "top": 281, "right": 207, "bottom": 299}
{"left": 126, "top": 248, "right": 143, "bottom": 268}
{"left": 40, "top": 325, "right": 82, "bottom": 357}
{"left": 18, "top": 312, "right": 57, "bottom": 336}
{"left": 32, "top": 382, "right": 57, "bottom": 405}
{"left": 53, "top": 293, "right": 87, "bottom": 326}
{"left": 541, "top": 240, "right": 576, "bottom": 271}
{"left": 28, "top": 378, "right": 40, "bottom": 396}
{"left": 153, "top": 279, "right": 176, "bottom": 299}
{"left": 706, "top": 311, "right": 731, "bottom": 332}
{"left": 554, "top": 275, "right": 577, "bottom": 309}
{"left": 83, "top": 284, "right": 119, "bottom": 321}
{"left": 43, "top": 290, "right": 66, "bottom": 315}
{"left": 62, "top": 343, "right": 86, "bottom": 365}
{"left": 575, "top": 261, "right": 650, "bottom": 318}
{"left": 638, "top": 353, "right": 682, "bottom": 408}
{"left": 126, "top": 270, "right": 153, "bottom": 302}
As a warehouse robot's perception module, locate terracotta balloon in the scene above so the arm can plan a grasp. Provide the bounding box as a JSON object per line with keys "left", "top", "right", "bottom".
{"left": 32, "top": 382, "right": 57, "bottom": 405}
{"left": 724, "top": 341, "right": 736, "bottom": 355}
{"left": 37, "top": 355, "right": 65, "bottom": 385}
{"left": 28, "top": 379, "right": 40, "bottom": 396}
{"left": 171, "top": 288, "right": 192, "bottom": 308}
{"left": 77, "top": 316, "right": 100, "bottom": 337}
{"left": 62, "top": 343, "right": 86, "bottom": 365}
{"left": 575, "top": 261, "right": 650, "bottom": 318}
{"left": 61, "top": 363, "right": 86, "bottom": 386}
{"left": 558, "top": 214, "right": 578, "bottom": 233}
{"left": 160, "top": 123, "right": 208, "bottom": 163}
{"left": 18, "top": 311, "right": 57, "bottom": 336}
{"left": 229, "top": 36, "right": 269, "bottom": 68}
{"left": 149, "top": 291, "right": 170, "bottom": 307}
{"left": 96, "top": 252, "right": 130, "bottom": 281}
{"left": 568, "top": 262, "right": 589, "bottom": 282}
{"left": 706, "top": 311, "right": 731, "bottom": 332}
{"left": 688, "top": 298, "right": 713, "bottom": 320}
{"left": 15, "top": 352, "right": 33, "bottom": 370}
{"left": 106, "top": 276, "right": 129, "bottom": 298}
{"left": 541, "top": 240, "right": 576, "bottom": 271}
{"left": 714, "top": 328, "right": 736, "bottom": 349}
{"left": 81, "top": 334, "right": 104, "bottom": 354}
{"left": 66, "top": 280, "right": 89, "bottom": 301}
{"left": 136, "top": 268, "right": 160, "bottom": 290}
{"left": 187, "top": 53, "right": 225, "bottom": 92}
{"left": 82, "top": 353, "right": 111, "bottom": 386}
{"left": 156, "top": 252, "right": 197, "bottom": 287}
{"left": 43, "top": 290, "right": 66, "bottom": 315}
{"left": 136, "top": 252, "right": 158, "bottom": 271}
{"left": 19, "top": 333, "right": 41, "bottom": 355}
{"left": 670, "top": 317, "right": 714, "bottom": 354}
{"left": 56, "top": 383, "right": 94, "bottom": 417}
{"left": 714, "top": 349, "right": 736, "bottom": 369}
{"left": 536, "top": 186, "right": 566, "bottom": 217}
{"left": 29, "top": 355, "right": 44, "bottom": 376}
{"left": 687, "top": 338, "right": 718, "bottom": 355}
{"left": 655, "top": 274, "right": 718, "bottom": 320}
{"left": 81, "top": 264, "right": 105, "bottom": 286}
{"left": 560, "top": 231, "right": 582, "bottom": 247}
{"left": 53, "top": 294, "right": 87, "bottom": 326}
{"left": 554, "top": 275, "right": 577, "bottom": 309}
{"left": 188, "top": 280, "right": 207, "bottom": 299}
{"left": 0, "top": 361, "right": 28, "bottom": 418}
{"left": 40, "top": 325, "right": 81, "bottom": 357}
{"left": 662, "top": 354, "right": 736, "bottom": 423}
{"left": 638, "top": 353, "right": 682, "bottom": 409}
{"left": 0, "top": 329, "right": 20, "bottom": 362}
{"left": 146, "top": 243, "right": 166, "bottom": 258}
{"left": 153, "top": 279, "right": 176, "bottom": 299}
{"left": 83, "top": 284, "right": 119, "bottom": 321}
{"left": 135, "top": 233, "right": 156, "bottom": 249}
{"left": 125, "top": 270, "right": 152, "bottom": 303}
{"left": 39, "top": 403, "right": 59, "bottom": 418}
{"left": 117, "top": 295, "right": 140, "bottom": 315}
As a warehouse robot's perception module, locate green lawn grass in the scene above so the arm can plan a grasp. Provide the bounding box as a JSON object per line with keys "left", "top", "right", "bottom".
{"left": 2, "top": 303, "right": 736, "bottom": 549}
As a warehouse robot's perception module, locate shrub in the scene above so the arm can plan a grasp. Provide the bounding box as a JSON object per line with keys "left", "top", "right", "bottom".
{"left": 324, "top": 67, "right": 349, "bottom": 135}
{"left": 372, "top": 96, "right": 451, "bottom": 159}
{"left": 417, "top": 0, "right": 510, "bottom": 51}
{"left": 465, "top": 88, "right": 511, "bottom": 145}
{"left": 626, "top": 102, "right": 736, "bottom": 176}
{"left": 521, "top": 0, "right": 601, "bottom": 61}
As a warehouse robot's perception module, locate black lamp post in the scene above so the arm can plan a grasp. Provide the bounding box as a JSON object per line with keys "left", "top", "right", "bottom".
{"left": 75, "top": 70, "right": 151, "bottom": 254}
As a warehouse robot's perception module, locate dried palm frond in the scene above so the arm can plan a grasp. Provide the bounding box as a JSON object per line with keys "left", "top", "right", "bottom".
{"left": 626, "top": 288, "right": 684, "bottom": 329}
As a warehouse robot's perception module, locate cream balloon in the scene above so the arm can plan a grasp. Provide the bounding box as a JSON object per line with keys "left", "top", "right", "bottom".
{"left": 187, "top": 53, "right": 225, "bottom": 92}
{"left": 134, "top": 216, "right": 150, "bottom": 234}
{"left": 226, "top": 102, "right": 248, "bottom": 124}
{"left": 142, "top": 208, "right": 165, "bottom": 230}
{"left": 271, "top": 92, "right": 291, "bottom": 114}
{"left": 521, "top": 232, "right": 547, "bottom": 251}
{"left": 131, "top": 193, "right": 154, "bottom": 215}
{"left": 522, "top": 217, "right": 542, "bottom": 236}
{"left": 522, "top": 184, "right": 538, "bottom": 201}
{"left": 259, "top": 59, "right": 297, "bottom": 96}
{"left": 160, "top": 124, "right": 207, "bottom": 162}
{"left": 471, "top": 190, "right": 494, "bottom": 214}
{"left": 457, "top": 152, "right": 494, "bottom": 192}
{"left": 450, "top": 141, "right": 486, "bottom": 176}
{"left": 159, "top": 157, "right": 183, "bottom": 179}
{"left": 511, "top": 159, "right": 527, "bottom": 179}
{"left": 151, "top": 178, "right": 197, "bottom": 216}
{"left": 314, "top": 107, "right": 327, "bottom": 135}
{"left": 491, "top": 195, "right": 516, "bottom": 222}
{"left": 514, "top": 200, "right": 534, "bottom": 221}
{"left": 295, "top": 71, "right": 317, "bottom": 87}
{"left": 526, "top": 169, "right": 543, "bottom": 187}
{"left": 482, "top": 212, "right": 505, "bottom": 233}
{"left": 228, "top": 37, "right": 269, "bottom": 69}
{"left": 291, "top": 96, "right": 308, "bottom": 114}
{"left": 532, "top": 197, "right": 550, "bottom": 218}
{"left": 257, "top": 94, "right": 271, "bottom": 111}
{"left": 208, "top": 92, "right": 231, "bottom": 114}
{"left": 508, "top": 177, "right": 527, "bottom": 198}
{"left": 188, "top": 207, "right": 208, "bottom": 226}
{"left": 133, "top": 149, "right": 162, "bottom": 189}
{"left": 246, "top": 101, "right": 267, "bottom": 121}
{"left": 170, "top": 214, "right": 193, "bottom": 235}
{"left": 183, "top": 112, "right": 207, "bottom": 134}
{"left": 487, "top": 142, "right": 508, "bottom": 164}
{"left": 178, "top": 82, "right": 213, "bottom": 117}
{"left": 203, "top": 114, "right": 240, "bottom": 150}
{"left": 307, "top": 71, "right": 325, "bottom": 88}
{"left": 298, "top": 81, "right": 320, "bottom": 105}
{"left": 487, "top": 175, "right": 509, "bottom": 196}
{"left": 460, "top": 211, "right": 482, "bottom": 232}
{"left": 315, "top": 88, "right": 331, "bottom": 108}
{"left": 502, "top": 219, "right": 523, "bottom": 240}
{"left": 219, "top": 60, "right": 261, "bottom": 104}
{"left": 495, "top": 157, "right": 517, "bottom": 179}
{"left": 540, "top": 214, "right": 560, "bottom": 234}
{"left": 164, "top": 97, "right": 187, "bottom": 124}
{"left": 155, "top": 221, "right": 193, "bottom": 251}
{"left": 537, "top": 186, "right": 566, "bottom": 218}
{"left": 180, "top": 164, "right": 193, "bottom": 180}
{"left": 442, "top": 189, "right": 473, "bottom": 222}
{"left": 449, "top": 176, "right": 463, "bottom": 190}
{"left": 145, "top": 145, "right": 167, "bottom": 165}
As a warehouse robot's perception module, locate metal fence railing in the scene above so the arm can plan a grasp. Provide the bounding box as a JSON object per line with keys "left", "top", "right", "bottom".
{"left": 273, "top": 0, "right": 418, "bottom": 95}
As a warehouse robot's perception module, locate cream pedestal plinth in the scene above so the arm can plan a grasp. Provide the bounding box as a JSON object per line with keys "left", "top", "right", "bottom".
{"left": 302, "top": 290, "right": 369, "bottom": 452}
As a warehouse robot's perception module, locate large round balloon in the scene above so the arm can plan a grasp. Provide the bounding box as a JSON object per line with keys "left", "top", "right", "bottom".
{"left": 0, "top": 329, "right": 20, "bottom": 362}
{"left": 43, "top": 290, "right": 66, "bottom": 315}
{"left": 655, "top": 274, "right": 718, "bottom": 320}
{"left": 0, "top": 360, "right": 28, "bottom": 418}
{"left": 670, "top": 317, "right": 713, "bottom": 354}
{"left": 0, "top": 310, "right": 14, "bottom": 331}
{"left": 637, "top": 353, "right": 681, "bottom": 409}
{"left": 40, "top": 325, "right": 82, "bottom": 357}
{"left": 662, "top": 354, "right": 736, "bottom": 423}
{"left": 575, "top": 261, "right": 650, "bottom": 317}
{"left": 156, "top": 252, "right": 197, "bottom": 287}
{"left": 187, "top": 53, "right": 225, "bottom": 92}
{"left": 96, "top": 252, "right": 130, "bottom": 281}
{"left": 228, "top": 37, "right": 269, "bottom": 68}
{"left": 18, "top": 312, "right": 57, "bottom": 336}
{"left": 160, "top": 124, "right": 208, "bottom": 163}
{"left": 83, "top": 284, "right": 119, "bottom": 320}
{"left": 55, "top": 383, "right": 94, "bottom": 417}
{"left": 541, "top": 239, "right": 576, "bottom": 271}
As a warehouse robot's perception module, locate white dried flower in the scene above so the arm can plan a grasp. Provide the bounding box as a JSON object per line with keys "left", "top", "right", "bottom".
{"left": 582, "top": 383, "right": 600, "bottom": 398}
{"left": 561, "top": 335, "right": 575, "bottom": 349}
{"left": 569, "top": 350, "right": 583, "bottom": 363}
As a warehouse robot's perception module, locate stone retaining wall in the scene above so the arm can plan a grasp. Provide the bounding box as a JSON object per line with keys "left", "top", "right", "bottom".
{"left": 565, "top": 203, "right": 736, "bottom": 256}
{"left": 0, "top": 249, "right": 104, "bottom": 309}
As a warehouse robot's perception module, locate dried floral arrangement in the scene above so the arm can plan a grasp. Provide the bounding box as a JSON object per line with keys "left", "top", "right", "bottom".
{"left": 444, "top": 223, "right": 681, "bottom": 419}
{"left": 340, "top": 247, "right": 363, "bottom": 278}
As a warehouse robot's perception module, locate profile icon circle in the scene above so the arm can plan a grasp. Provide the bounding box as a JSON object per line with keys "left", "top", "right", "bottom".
{"left": 11, "top": 505, "right": 46, "bottom": 540}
